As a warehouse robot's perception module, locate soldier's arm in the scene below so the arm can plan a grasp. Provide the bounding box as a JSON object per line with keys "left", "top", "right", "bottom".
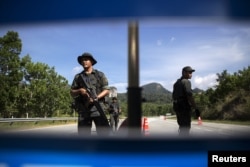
{"left": 70, "top": 88, "right": 88, "bottom": 97}
{"left": 96, "top": 89, "right": 109, "bottom": 100}
{"left": 183, "top": 79, "right": 197, "bottom": 109}
{"left": 97, "top": 72, "right": 110, "bottom": 100}
{"left": 187, "top": 96, "right": 197, "bottom": 109}
{"left": 70, "top": 75, "right": 88, "bottom": 98}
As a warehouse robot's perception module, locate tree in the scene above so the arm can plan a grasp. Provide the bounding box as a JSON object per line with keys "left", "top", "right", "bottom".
{"left": 0, "top": 31, "right": 22, "bottom": 117}
{"left": 17, "top": 58, "right": 71, "bottom": 117}
{"left": 0, "top": 31, "right": 72, "bottom": 118}
{"left": 200, "top": 67, "right": 250, "bottom": 120}
{"left": 236, "top": 66, "right": 250, "bottom": 91}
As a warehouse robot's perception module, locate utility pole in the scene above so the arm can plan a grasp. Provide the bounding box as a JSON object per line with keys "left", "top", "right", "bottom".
{"left": 127, "top": 21, "right": 142, "bottom": 136}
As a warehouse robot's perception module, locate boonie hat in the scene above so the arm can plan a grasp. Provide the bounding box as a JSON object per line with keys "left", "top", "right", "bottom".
{"left": 77, "top": 52, "right": 97, "bottom": 65}
{"left": 182, "top": 66, "right": 195, "bottom": 72}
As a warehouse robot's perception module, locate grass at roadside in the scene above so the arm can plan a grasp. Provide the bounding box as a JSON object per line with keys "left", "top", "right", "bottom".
{"left": 0, "top": 120, "right": 77, "bottom": 131}
{"left": 200, "top": 119, "right": 250, "bottom": 126}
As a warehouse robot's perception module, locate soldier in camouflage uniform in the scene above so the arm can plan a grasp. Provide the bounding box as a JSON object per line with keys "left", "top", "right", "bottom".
{"left": 172, "top": 66, "right": 200, "bottom": 136}
{"left": 109, "top": 97, "right": 121, "bottom": 132}
{"left": 70, "top": 52, "right": 110, "bottom": 136}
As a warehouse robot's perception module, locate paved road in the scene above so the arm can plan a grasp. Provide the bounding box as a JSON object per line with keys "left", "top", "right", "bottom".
{"left": 148, "top": 117, "right": 250, "bottom": 138}
{"left": 3, "top": 117, "right": 250, "bottom": 138}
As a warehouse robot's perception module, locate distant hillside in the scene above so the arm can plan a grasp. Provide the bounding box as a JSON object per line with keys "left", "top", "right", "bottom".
{"left": 193, "top": 87, "right": 204, "bottom": 94}
{"left": 117, "top": 82, "right": 205, "bottom": 103}
{"left": 117, "top": 82, "right": 172, "bottom": 103}
{"left": 142, "top": 82, "right": 171, "bottom": 94}
{"left": 142, "top": 82, "right": 172, "bottom": 103}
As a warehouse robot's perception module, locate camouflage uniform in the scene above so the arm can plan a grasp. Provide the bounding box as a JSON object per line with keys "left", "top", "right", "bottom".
{"left": 172, "top": 77, "right": 193, "bottom": 136}
{"left": 71, "top": 69, "right": 110, "bottom": 136}
{"left": 109, "top": 97, "right": 120, "bottom": 131}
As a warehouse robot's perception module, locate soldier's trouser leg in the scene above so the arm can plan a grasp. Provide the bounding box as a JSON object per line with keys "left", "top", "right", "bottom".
{"left": 78, "top": 114, "right": 92, "bottom": 136}
{"left": 176, "top": 109, "right": 191, "bottom": 136}
{"left": 110, "top": 115, "right": 115, "bottom": 131}
{"left": 93, "top": 116, "right": 111, "bottom": 136}
{"left": 114, "top": 115, "right": 119, "bottom": 131}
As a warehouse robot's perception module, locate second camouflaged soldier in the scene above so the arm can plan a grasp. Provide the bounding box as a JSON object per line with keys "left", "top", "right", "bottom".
{"left": 109, "top": 97, "right": 121, "bottom": 132}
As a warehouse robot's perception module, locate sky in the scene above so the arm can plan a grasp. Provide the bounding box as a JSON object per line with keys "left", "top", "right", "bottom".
{"left": 1, "top": 19, "right": 250, "bottom": 93}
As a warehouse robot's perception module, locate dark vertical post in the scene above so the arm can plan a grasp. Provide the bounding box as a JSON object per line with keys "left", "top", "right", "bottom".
{"left": 127, "top": 21, "right": 142, "bottom": 136}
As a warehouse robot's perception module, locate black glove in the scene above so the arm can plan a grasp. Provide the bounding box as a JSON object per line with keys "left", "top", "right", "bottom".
{"left": 195, "top": 109, "right": 200, "bottom": 118}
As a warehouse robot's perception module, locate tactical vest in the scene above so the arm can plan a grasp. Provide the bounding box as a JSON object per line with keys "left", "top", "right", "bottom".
{"left": 78, "top": 69, "right": 106, "bottom": 101}
{"left": 73, "top": 69, "right": 108, "bottom": 113}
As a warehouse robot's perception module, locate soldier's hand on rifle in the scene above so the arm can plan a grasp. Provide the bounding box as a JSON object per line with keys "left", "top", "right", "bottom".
{"left": 89, "top": 97, "right": 94, "bottom": 103}
{"left": 79, "top": 88, "right": 88, "bottom": 96}
{"left": 89, "top": 96, "right": 98, "bottom": 103}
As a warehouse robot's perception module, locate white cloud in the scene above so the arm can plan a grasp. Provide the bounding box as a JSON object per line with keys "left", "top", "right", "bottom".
{"left": 139, "top": 25, "right": 250, "bottom": 92}
{"left": 110, "top": 82, "right": 127, "bottom": 93}
{"left": 193, "top": 74, "right": 218, "bottom": 90}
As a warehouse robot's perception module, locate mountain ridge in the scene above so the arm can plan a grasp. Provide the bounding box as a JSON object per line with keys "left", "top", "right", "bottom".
{"left": 117, "top": 82, "right": 204, "bottom": 103}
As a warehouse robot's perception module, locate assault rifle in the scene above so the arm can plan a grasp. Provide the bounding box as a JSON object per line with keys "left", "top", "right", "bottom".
{"left": 80, "top": 74, "right": 110, "bottom": 128}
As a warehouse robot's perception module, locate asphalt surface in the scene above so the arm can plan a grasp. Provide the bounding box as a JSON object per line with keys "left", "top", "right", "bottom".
{"left": 4, "top": 117, "right": 250, "bottom": 138}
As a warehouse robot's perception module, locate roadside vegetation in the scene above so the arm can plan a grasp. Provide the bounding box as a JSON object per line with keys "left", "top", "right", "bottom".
{"left": 195, "top": 68, "right": 250, "bottom": 121}
{"left": 0, "top": 119, "right": 76, "bottom": 131}
{"left": 1, "top": 31, "right": 72, "bottom": 118}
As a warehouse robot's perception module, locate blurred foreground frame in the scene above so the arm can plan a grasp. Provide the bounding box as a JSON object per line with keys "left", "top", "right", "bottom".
{"left": 1, "top": 0, "right": 250, "bottom": 23}
{"left": 0, "top": 0, "right": 250, "bottom": 162}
